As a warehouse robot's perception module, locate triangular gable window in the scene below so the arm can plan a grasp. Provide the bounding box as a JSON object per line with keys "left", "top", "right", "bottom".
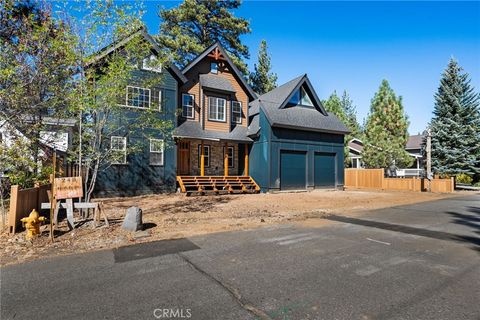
{"left": 287, "top": 86, "right": 314, "bottom": 107}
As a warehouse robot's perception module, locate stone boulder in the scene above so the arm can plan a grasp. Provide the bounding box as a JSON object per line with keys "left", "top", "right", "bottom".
{"left": 122, "top": 207, "right": 143, "bottom": 232}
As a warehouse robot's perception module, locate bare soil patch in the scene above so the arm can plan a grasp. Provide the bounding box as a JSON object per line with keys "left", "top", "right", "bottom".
{"left": 0, "top": 189, "right": 460, "bottom": 265}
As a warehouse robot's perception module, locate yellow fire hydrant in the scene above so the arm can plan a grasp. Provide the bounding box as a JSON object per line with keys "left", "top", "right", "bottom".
{"left": 20, "top": 209, "right": 46, "bottom": 240}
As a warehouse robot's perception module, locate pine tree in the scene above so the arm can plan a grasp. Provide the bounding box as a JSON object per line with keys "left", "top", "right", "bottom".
{"left": 340, "top": 90, "right": 362, "bottom": 139}
{"left": 157, "top": 0, "right": 251, "bottom": 75}
{"left": 323, "top": 91, "right": 346, "bottom": 122}
{"left": 249, "top": 40, "right": 277, "bottom": 95}
{"left": 324, "top": 91, "right": 362, "bottom": 166}
{"left": 428, "top": 58, "right": 480, "bottom": 179}
{"left": 362, "top": 80, "right": 412, "bottom": 169}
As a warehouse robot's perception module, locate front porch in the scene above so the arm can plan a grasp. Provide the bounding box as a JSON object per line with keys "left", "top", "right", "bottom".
{"left": 176, "top": 138, "right": 259, "bottom": 194}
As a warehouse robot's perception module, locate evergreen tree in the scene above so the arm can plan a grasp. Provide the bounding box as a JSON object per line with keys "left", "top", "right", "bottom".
{"left": 324, "top": 91, "right": 362, "bottom": 166}
{"left": 323, "top": 91, "right": 346, "bottom": 122}
{"left": 340, "top": 90, "right": 362, "bottom": 139}
{"left": 249, "top": 40, "right": 277, "bottom": 94}
{"left": 157, "top": 0, "right": 251, "bottom": 75}
{"left": 428, "top": 58, "right": 480, "bottom": 179}
{"left": 362, "top": 80, "right": 412, "bottom": 169}
{"left": 0, "top": 0, "right": 78, "bottom": 186}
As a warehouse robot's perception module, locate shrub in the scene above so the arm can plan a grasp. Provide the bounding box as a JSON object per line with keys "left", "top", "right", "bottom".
{"left": 456, "top": 173, "right": 473, "bottom": 185}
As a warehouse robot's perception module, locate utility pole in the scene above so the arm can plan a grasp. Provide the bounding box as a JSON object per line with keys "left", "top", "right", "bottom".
{"left": 426, "top": 129, "right": 432, "bottom": 192}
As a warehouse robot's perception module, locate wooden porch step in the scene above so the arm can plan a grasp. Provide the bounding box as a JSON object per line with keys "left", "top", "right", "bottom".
{"left": 177, "top": 176, "right": 260, "bottom": 195}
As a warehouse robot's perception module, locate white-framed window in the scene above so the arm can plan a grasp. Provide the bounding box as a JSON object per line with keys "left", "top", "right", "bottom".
{"left": 111, "top": 136, "right": 126, "bottom": 164}
{"left": 231, "top": 101, "right": 242, "bottom": 124}
{"left": 197, "top": 145, "right": 210, "bottom": 168}
{"left": 158, "top": 90, "right": 163, "bottom": 111}
{"left": 208, "top": 96, "right": 226, "bottom": 122}
{"left": 142, "top": 55, "right": 162, "bottom": 73}
{"left": 126, "top": 86, "right": 151, "bottom": 109}
{"left": 150, "top": 139, "right": 164, "bottom": 166}
{"left": 210, "top": 62, "right": 218, "bottom": 74}
{"left": 223, "top": 146, "right": 234, "bottom": 168}
{"left": 182, "top": 93, "right": 194, "bottom": 119}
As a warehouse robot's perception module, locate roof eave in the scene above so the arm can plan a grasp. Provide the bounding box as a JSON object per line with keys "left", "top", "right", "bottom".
{"left": 271, "top": 123, "right": 350, "bottom": 135}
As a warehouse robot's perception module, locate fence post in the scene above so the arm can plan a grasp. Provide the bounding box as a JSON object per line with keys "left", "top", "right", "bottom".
{"left": 8, "top": 185, "right": 19, "bottom": 235}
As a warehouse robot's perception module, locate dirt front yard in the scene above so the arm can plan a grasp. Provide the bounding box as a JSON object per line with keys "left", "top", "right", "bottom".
{"left": 0, "top": 189, "right": 460, "bottom": 265}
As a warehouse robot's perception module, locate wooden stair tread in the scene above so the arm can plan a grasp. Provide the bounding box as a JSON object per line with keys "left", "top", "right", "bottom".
{"left": 177, "top": 176, "right": 260, "bottom": 195}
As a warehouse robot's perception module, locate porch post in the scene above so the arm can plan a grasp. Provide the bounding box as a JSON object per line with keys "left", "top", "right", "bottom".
{"left": 200, "top": 140, "right": 205, "bottom": 176}
{"left": 244, "top": 144, "right": 249, "bottom": 176}
{"left": 224, "top": 142, "right": 229, "bottom": 176}
{"left": 416, "top": 158, "right": 420, "bottom": 169}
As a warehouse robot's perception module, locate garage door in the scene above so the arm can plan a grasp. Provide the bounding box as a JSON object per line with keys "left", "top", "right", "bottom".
{"left": 280, "top": 151, "right": 307, "bottom": 190}
{"left": 314, "top": 153, "right": 336, "bottom": 188}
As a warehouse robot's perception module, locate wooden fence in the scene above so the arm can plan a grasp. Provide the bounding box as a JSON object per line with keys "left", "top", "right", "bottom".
{"left": 345, "top": 169, "right": 384, "bottom": 189}
{"left": 345, "top": 169, "right": 454, "bottom": 193}
{"left": 8, "top": 184, "right": 51, "bottom": 234}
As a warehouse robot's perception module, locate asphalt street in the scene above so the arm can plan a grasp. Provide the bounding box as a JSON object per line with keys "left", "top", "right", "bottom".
{"left": 1, "top": 193, "right": 479, "bottom": 320}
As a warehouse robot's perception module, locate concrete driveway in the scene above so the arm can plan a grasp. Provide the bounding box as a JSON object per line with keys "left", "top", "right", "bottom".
{"left": 1, "top": 193, "right": 479, "bottom": 320}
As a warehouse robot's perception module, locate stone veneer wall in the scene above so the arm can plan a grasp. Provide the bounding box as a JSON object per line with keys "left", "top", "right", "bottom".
{"left": 189, "top": 139, "right": 240, "bottom": 176}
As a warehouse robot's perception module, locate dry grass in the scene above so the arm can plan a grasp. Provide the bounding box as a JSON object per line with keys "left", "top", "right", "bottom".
{"left": 1, "top": 189, "right": 461, "bottom": 266}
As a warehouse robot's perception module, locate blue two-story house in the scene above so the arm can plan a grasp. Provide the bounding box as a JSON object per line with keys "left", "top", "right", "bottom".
{"left": 89, "top": 29, "right": 187, "bottom": 197}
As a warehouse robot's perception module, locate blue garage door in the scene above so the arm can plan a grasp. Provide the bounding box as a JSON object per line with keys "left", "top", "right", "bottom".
{"left": 314, "top": 153, "right": 336, "bottom": 188}
{"left": 280, "top": 151, "right": 307, "bottom": 190}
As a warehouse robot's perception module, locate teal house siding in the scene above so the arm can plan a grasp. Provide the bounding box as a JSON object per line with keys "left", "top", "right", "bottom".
{"left": 95, "top": 68, "right": 179, "bottom": 197}
{"left": 247, "top": 74, "right": 349, "bottom": 192}
{"left": 249, "top": 109, "right": 345, "bottom": 192}
{"left": 248, "top": 110, "right": 271, "bottom": 191}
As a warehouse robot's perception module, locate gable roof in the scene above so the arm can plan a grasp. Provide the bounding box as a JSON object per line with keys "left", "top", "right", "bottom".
{"left": 86, "top": 27, "right": 187, "bottom": 84}
{"left": 249, "top": 75, "right": 350, "bottom": 135}
{"left": 406, "top": 134, "right": 424, "bottom": 150}
{"left": 348, "top": 139, "right": 364, "bottom": 153}
{"left": 181, "top": 42, "right": 257, "bottom": 100}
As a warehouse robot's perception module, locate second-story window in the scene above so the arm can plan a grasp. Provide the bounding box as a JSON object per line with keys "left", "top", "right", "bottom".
{"left": 182, "top": 94, "right": 194, "bottom": 118}
{"left": 208, "top": 97, "right": 226, "bottom": 122}
{"left": 231, "top": 101, "right": 242, "bottom": 124}
{"left": 126, "top": 86, "right": 150, "bottom": 109}
{"left": 210, "top": 62, "right": 218, "bottom": 74}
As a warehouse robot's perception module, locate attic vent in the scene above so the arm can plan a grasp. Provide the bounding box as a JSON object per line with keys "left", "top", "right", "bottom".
{"left": 288, "top": 86, "right": 314, "bottom": 107}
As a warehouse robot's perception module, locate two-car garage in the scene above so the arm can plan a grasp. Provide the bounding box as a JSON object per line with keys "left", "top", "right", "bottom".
{"left": 279, "top": 150, "right": 337, "bottom": 190}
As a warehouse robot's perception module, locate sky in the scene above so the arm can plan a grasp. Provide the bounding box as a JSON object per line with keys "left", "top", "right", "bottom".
{"left": 125, "top": 1, "right": 479, "bottom": 134}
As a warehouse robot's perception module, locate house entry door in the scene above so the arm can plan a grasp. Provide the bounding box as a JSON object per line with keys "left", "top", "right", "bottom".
{"left": 177, "top": 141, "right": 190, "bottom": 175}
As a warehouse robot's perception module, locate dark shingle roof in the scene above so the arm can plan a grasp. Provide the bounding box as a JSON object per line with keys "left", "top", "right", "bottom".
{"left": 86, "top": 27, "right": 187, "bottom": 84}
{"left": 173, "top": 121, "right": 252, "bottom": 143}
{"left": 247, "top": 114, "right": 260, "bottom": 136}
{"left": 348, "top": 140, "right": 364, "bottom": 152}
{"left": 406, "top": 134, "right": 424, "bottom": 150}
{"left": 200, "top": 74, "right": 236, "bottom": 93}
{"left": 249, "top": 75, "right": 350, "bottom": 135}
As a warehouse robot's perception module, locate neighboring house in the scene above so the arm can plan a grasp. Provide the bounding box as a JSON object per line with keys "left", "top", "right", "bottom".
{"left": 0, "top": 117, "right": 76, "bottom": 176}
{"left": 405, "top": 134, "right": 424, "bottom": 169}
{"left": 88, "top": 29, "right": 187, "bottom": 197}
{"left": 348, "top": 138, "right": 364, "bottom": 168}
{"left": 347, "top": 134, "right": 425, "bottom": 176}
{"left": 248, "top": 75, "right": 350, "bottom": 191}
